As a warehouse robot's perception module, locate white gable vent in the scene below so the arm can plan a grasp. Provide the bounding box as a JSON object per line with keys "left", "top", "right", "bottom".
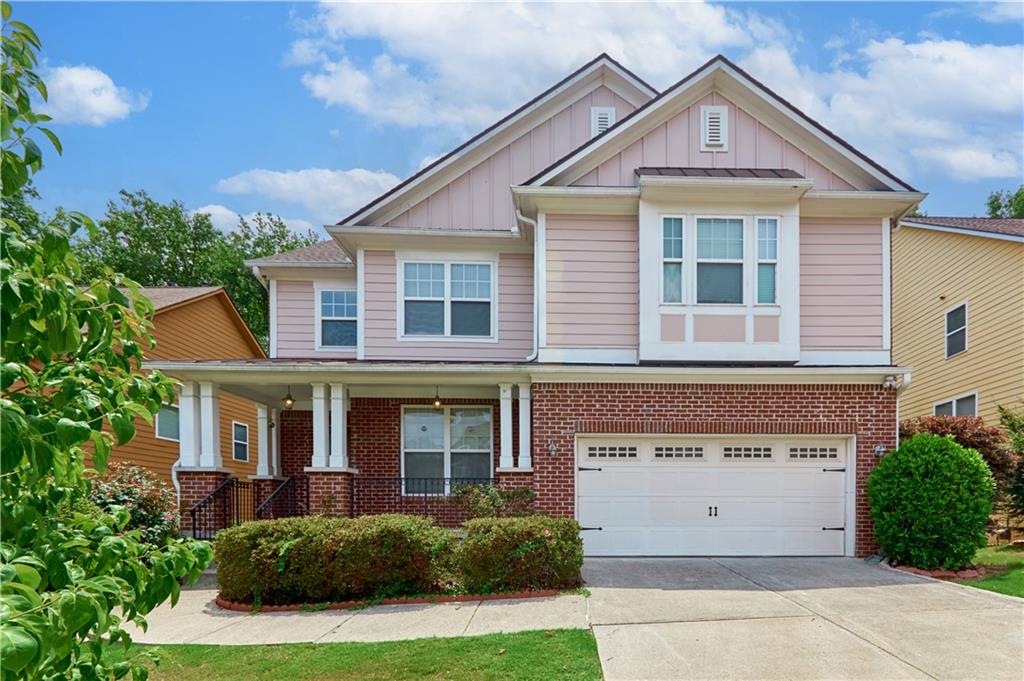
{"left": 701, "top": 105, "right": 729, "bottom": 151}
{"left": 591, "top": 106, "right": 616, "bottom": 137}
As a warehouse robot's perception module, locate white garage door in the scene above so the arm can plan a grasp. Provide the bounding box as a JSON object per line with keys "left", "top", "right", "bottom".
{"left": 576, "top": 437, "right": 849, "bottom": 557}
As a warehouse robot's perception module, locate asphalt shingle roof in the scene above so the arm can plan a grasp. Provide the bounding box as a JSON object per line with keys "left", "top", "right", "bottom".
{"left": 247, "top": 240, "right": 350, "bottom": 266}
{"left": 901, "top": 216, "right": 1024, "bottom": 239}
{"left": 138, "top": 286, "right": 221, "bottom": 311}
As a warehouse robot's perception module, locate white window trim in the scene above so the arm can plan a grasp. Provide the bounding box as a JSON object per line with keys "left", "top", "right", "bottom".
{"left": 700, "top": 104, "right": 729, "bottom": 152}
{"left": 231, "top": 420, "right": 250, "bottom": 462}
{"left": 660, "top": 215, "right": 686, "bottom": 305}
{"left": 154, "top": 403, "right": 180, "bottom": 442}
{"left": 933, "top": 391, "right": 979, "bottom": 417}
{"left": 315, "top": 286, "right": 358, "bottom": 350}
{"left": 944, "top": 300, "right": 968, "bottom": 359}
{"left": 396, "top": 257, "right": 499, "bottom": 343}
{"left": 399, "top": 405, "right": 494, "bottom": 496}
{"left": 590, "top": 106, "right": 616, "bottom": 137}
{"left": 756, "top": 216, "right": 780, "bottom": 307}
{"left": 694, "top": 215, "right": 747, "bottom": 307}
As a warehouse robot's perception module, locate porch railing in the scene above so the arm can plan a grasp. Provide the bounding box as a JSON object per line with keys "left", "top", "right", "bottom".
{"left": 255, "top": 477, "right": 309, "bottom": 520}
{"left": 188, "top": 478, "right": 256, "bottom": 541}
{"left": 351, "top": 477, "right": 495, "bottom": 524}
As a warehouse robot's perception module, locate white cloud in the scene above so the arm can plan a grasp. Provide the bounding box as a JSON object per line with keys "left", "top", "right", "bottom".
{"left": 192, "top": 203, "right": 317, "bottom": 235}
{"left": 214, "top": 168, "right": 400, "bottom": 224}
{"left": 40, "top": 65, "right": 149, "bottom": 126}
{"left": 417, "top": 153, "right": 444, "bottom": 171}
{"left": 910, "top": 147, "right": 1021, "bottom": 181}
{"left": 975, "top": 2, "right": 1024, "bottom": 23}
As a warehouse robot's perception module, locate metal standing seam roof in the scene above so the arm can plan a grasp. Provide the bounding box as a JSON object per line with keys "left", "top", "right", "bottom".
{"left": 634, "top": 167, "right": 804, "bottom": 179}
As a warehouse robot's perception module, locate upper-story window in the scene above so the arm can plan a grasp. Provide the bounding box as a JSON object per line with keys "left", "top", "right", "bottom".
{"left": 945, "top": 302, "right": 967, "bottom": 358}
{"left": 402, "top": 261, "right": 493, "bottom": 338}
{"left": 319, "top": 290, "right": 357, "bottom": 347}
{"left": 934, "top": 393, "right": 976, "bottom": 417}
{"left": 662, "top": 217, "right": 683, "bottom": 303}
{"left": 696, "top": 218, "right": 744, "bottom": 304}
{"left": 757, "top": 218, "right": 778, "bottom": 305}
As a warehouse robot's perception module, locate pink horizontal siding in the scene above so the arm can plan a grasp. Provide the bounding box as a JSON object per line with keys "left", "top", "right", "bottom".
{"left": 800, "top": 218, "right": 884, "bottom": 349}
{"left": 571, "top": 91, "right": 854, "bottom": 190}
{"left": 387, "top": 86, "right": 636, "bottom": 231}
{"left": 362, "top": 250, "right": 533, "bottom": 361}
{"left": 275, "top": 280, "right": 356, "bottom": 359}
{"left": 546, "top": 215, "right": 638, "bottom": 348}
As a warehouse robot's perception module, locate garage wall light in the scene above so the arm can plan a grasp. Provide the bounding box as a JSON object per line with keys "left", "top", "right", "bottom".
{"left": 547, "top": 440, "right": 557, "bottom": 455}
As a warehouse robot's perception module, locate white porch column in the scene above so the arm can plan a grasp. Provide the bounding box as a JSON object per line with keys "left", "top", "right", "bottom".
{"left": 499, "top": 383, "right": 513, "bottom": 469}
{"left": 311, "top": 383, "right": 329, "bottom": 468}
{"left": 517, "top": 383, "right": 532, "bottom": 469}
{"left": 198, "top": 382, "right": 222, "bottom": 468}
{"left": 329, "top": 383, "right": 348, "bottom": 468}
{"left": 178, "top": 381, "right": 202, "bottom": 468}
{"left": 269, "top": 407, "right": 281, "bottom": 477}
{"left": 255, "top": 404, "right": 270, "bottom": 476}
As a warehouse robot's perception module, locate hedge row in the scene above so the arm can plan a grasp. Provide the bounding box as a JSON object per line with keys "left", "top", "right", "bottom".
{"left": 214, "top": 514, "right": 583, "bottom": 605}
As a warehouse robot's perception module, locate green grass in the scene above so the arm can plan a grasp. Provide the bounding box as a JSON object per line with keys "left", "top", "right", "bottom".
{"left": 962, "top": 544, "right": 1024, "bottom": 598}
{"left": 112, "top": 629, "right": 602, "bottom": 681}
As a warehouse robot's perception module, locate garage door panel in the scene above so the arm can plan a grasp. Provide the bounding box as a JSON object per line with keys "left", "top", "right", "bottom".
{"left": 580, "top": 496, "right": 717, "bottom": 526}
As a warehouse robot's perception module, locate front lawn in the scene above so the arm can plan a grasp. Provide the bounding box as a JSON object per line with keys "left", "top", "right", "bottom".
{"left": 962, "top": 544, "right": 1024, "bottom": 598}
{"left": 114, "top": 629, "right": 602, "bottom": 681}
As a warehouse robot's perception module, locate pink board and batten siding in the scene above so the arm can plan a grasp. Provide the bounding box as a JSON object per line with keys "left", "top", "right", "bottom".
{"left": 545, "top": 215, "right": 639, "bottom": 349}
{"left": 386, "top": 86, "right": 636, "bottom": 232}
{"left": 362, "top": 250, "right": 533, "bottom": 361}
{"left": 275, "top": 280, "right": 356, "bottom": 359}
{"left": 800, "top": 218, "right": 884, "bottom": 349}
{"left": 571, "top": 91, "right": 855, "bottom": 191}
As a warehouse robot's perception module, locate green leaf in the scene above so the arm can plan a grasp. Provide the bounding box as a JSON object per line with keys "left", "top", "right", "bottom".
{"left": 56, "top": 417, "right": 91, "bottom": 447}
{"left": 12, "top": 565, "right": 40, "bottom": 590}
{"left": 0, "top": 624, "right": 39, "bottom": 672}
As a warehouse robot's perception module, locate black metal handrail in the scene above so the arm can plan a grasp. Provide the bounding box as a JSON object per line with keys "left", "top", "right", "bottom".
{"left": 255, "top": 477, "right": 308, "bottom": 520}
{"left": 351, "top": 477, "right": 495, "bottom": 517}
{"left": 188, "top": 478, "right": 255, "bottom": 541}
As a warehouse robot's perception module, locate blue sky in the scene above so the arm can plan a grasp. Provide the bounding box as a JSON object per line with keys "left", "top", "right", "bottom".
{"left": 18, "top": 1, "right": 1024, "bottom": 235}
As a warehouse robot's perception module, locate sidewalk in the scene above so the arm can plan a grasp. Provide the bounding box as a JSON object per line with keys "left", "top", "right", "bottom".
{"left": 126, "top": 589, "right": 590, "bottom": 645}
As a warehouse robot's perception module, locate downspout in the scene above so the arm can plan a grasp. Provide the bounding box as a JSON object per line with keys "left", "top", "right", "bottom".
{"left": 516, "top": 208, "right": 539, "bottom": 362}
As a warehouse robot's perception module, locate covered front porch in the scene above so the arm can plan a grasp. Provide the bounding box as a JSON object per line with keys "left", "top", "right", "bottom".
{"left": 161, "top": 362, "right": 536, "bottom": 535}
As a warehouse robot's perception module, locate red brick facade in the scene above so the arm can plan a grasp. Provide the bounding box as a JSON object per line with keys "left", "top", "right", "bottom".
{"left": 529, "top": 382, "right": 897, "bottom": 556}
{"left": 177, "top": 469, "right": 231, "bottom": 533}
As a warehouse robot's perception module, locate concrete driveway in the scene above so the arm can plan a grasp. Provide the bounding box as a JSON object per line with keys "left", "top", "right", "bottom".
{"left": 584, "top": 557, "right": 1023, "bottom": 681}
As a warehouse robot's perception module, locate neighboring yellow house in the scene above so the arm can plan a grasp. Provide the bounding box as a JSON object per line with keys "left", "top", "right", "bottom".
{"left": 893, "top": 216, "right": 1024, "bottom": 424}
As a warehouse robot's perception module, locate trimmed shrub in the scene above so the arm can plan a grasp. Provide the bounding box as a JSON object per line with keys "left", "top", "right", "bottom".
{"left": 457, "top": 516, "right": 583, "bottom": 592}
{"left": 868, "top": 433, "right": 995, "bottom": 569}
{"left": 90, "top": 462, "right": 180, "bottom": 544}
{"left": 900, "top": 415, "right": 1017, "bottom": 491}
{"left": 451, "top": 484, "right": 538, "bottom": 518}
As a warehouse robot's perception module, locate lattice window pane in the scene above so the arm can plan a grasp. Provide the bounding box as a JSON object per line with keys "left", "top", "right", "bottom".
{"left": 654, "top": 446, "right": 704, "bottom": 459}
{"left": 722, "top": 446, "right": 773, "bottom": 460}
{"left": 788, "top": 446, "right": 838, "bottom": 460}
{"left": 587, "top": 445, "right": 638, "bottom": 459}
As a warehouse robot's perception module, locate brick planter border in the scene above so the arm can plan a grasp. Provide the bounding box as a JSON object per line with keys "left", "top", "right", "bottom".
{"left": 215, "top": 589, "right": 562, "bottom": 613}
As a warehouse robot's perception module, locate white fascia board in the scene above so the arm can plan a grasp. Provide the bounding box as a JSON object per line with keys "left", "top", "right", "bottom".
{"left": 512, "top": 185, "right": 640, "bottom": 218}
{"left": 329, "top": 225, "right": 531, "bottom": 257}
{"left": 639, "top": 176, "right": 813, "bottom": 203}
{"left": 800, "top": 191, "right": 927, "bottom": 219}
{"left": 898, "top": 220, "right": 1024, "bottom": 244}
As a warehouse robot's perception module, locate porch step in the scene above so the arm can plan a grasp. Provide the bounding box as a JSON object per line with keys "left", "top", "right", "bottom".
{"left": 185, "top": 562, "right": 218, "bottom": 590}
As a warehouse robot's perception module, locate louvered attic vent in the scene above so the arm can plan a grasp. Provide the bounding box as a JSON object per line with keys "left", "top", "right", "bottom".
{"left": 701, "top": 105, "right": 728, "bottom": 151}
{"left": 591, "top": 106, "right": 616, "bottom": 138}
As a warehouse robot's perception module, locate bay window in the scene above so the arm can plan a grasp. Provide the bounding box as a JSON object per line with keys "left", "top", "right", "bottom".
{"left": 757, "top": 218, "right": 778, "bottom": 304}
{"left": 402, "top": 261, "right": 493, "bottom": 338}
{"left": 319, "top": 290, "right": 357, "bottom": 347}
{"left": 402, "top": 406, "right": 493, "bottom": 494}
{"left": 696, "top": 217, "right": 744, "bottom": 304}
{"left": 662, "top": 217, "right": 683, "bottom": 303}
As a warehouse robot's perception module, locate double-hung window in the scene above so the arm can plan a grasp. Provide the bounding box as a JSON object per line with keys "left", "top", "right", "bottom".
{"left": 403, "top": 262, "right": 493, "bottom": 338}
{"left": 945, "top": 303, "right": 967, "bottom": 358}
{"left": 232, "top": 422, "right": 249, "bottom": 462}
{"left": 757, "top": 218, "right": 778, "bottom": 305}
{"left": 934, "top": 393, "right": 977, "bottom": 417}
{"left": 401, "top": 406, "right": 493, "bottom": 494}
{"left": 662, "top": 217, "right": 684, "bottom": 303}
{"left": 155, "top": 406, "right": 179, "bottom": 441}
{"left": 696, "top": 218, "right": 744, "bottom": 304}
{"left": 319, "top": 290, "right": 357, "bottom": 347}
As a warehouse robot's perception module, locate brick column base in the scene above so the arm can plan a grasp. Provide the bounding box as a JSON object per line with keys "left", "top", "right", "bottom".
{"left": 496, "top": 470, "right": 535, "bottom": 490}
{"left": 306, "top": 470, "right": 354, "bottom": 517}
{"left": 250, "top": 477, "right": 286, "bottom": 516}
{"left": 177, "top": 469, "right": 231, "bottom": 534}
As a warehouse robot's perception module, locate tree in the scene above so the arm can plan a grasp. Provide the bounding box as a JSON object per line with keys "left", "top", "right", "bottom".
{"left": 899, "top": 415, "right": 1017, "bottom": 492}
{"left": 1000, "top": 404, "right": 1024, "bottom": 519}
{"left": 74, "top": 193, "right": 318, "bottom": 347}
{"left": 986, "top": 185, "right": 1024, "bottom": 219}
{"left": 1, "top": 5, "right": 210, "bottom": 678}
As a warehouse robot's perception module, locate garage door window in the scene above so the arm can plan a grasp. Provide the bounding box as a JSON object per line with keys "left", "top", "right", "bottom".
{"left": 788, "top": 446, "right": 838, "bottom": 460}
{"left": 654, "top": 445, "right": 704, "bottom": 459}
{"left": 402, "top": 406, "right": 492, "bottom": 494}
{"left": 586, "top": 445, "right": 637, "bottom": 459}
{"left": 722, "top": 446, "right": 773, "bottom": 459}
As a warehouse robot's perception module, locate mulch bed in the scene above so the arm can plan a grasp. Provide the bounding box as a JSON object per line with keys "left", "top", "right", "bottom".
{"left": 215, "top": 590, "right": 561, "bottom": 613}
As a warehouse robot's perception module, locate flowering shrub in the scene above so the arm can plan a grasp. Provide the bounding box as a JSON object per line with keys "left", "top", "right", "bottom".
{"left": 90, "top": 462, "right": 180, "bottom": 544}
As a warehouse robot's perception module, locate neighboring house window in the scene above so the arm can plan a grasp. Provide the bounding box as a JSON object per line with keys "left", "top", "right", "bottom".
{"left": 945, "top": 303, "right": 967, "bottom": 358}
{"left": 320, "top": 290, "right": 357, "bottom": 347}
{"left": 402, "top": 262, "right": 493, "bottom": 338}
{"left": 401, "top": 406, "right": 493, "bottom": 494}
{"left": 232, "top": 422, "right": 249, "bottom": 462}
{"left": 696, "top": 217, "right": 744, "bottom": 304}
{"left": 662, "top": 217, "right": 684, "bottom": 303}
{"left": 757, "top": 218, "right": 778, "bottom": 305}
{"left": 155, "top": 406, "right": 179, "bottom": 441}
{"left": 591, "top": 106, "right": 615, "bottom": 137}
{"left": 934, "top": 394, "right": 977, "bottom": 417}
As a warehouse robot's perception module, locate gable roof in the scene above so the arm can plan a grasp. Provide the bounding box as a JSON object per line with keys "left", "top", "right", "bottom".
{"left": 337, "top": 53, "right": 658, "bottom": 227}
{"left": 245, "top": 240, "right": 350, "bottom": 267}
{"left": 527, "top": 54, "right": 916, "bottom": 193}
{"left": 140, "top": 286, "right": 266, "bottom": 358}
{"left": 900, "top": 216, "right": 1024, "bottom": 242}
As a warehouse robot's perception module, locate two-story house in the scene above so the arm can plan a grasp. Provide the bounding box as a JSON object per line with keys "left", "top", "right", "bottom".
{"left": 153, "top": 55, "right": 923, "bottom": 557}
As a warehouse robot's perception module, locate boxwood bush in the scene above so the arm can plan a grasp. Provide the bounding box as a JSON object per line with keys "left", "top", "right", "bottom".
{"left": 868, "top": 433, "right": 995, "bottom": 570}
{"left": 457, "top": 517, "right": 583, "bottom": 592}
{"left": 214, "top": 513, "right": 583, "bottom": 605}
